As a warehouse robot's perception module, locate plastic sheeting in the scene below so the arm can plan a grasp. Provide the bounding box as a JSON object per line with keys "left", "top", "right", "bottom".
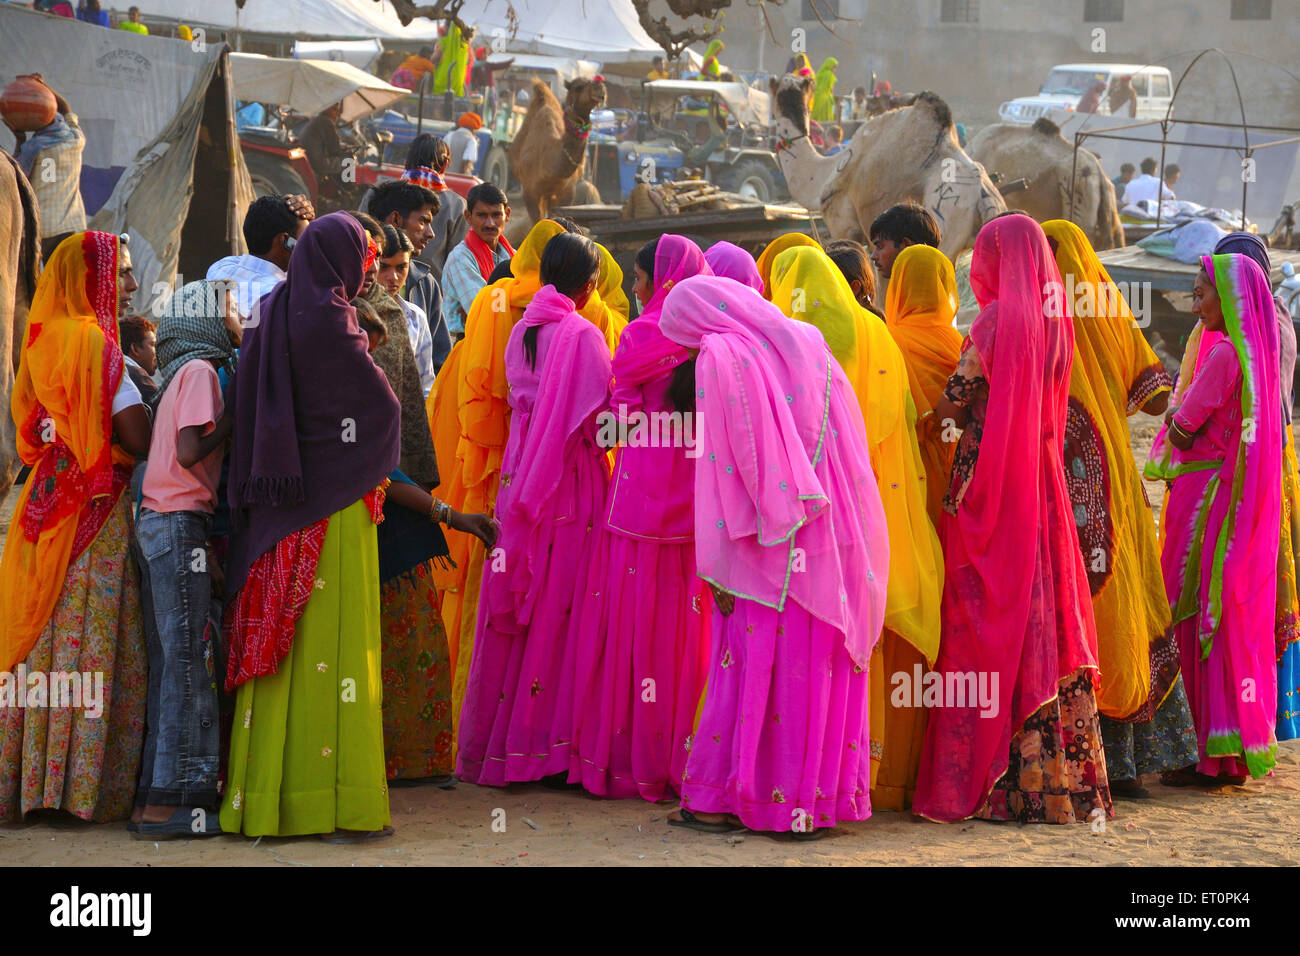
{"left": 0, "top": 4, "right": 253, "bottom": 314}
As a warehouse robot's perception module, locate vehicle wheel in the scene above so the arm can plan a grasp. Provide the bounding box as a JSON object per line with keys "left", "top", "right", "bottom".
{"left": 720, "top": 159, "right": 777, "bottom": 202}
{"left": 243, "top": 150, "right": 310, "bottom": 199}
{"left": 482, "top": 144, "right": 510, "bottom": 188}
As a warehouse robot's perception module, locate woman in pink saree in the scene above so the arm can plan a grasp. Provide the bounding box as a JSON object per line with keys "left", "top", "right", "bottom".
{"left": 456, "top": 234, "right": 613, "bottom": 786}
{"left": 913, "top": 215, "right": 1112, "bottom": 824}
{"left": 1145, "top": 253, "right": 1282, "bottom": 783}
{"left": 569, "top": 236, "right": 713, "bottom": 800}
{"left": 658, "top": 275, "right": 890, "bottom": 836}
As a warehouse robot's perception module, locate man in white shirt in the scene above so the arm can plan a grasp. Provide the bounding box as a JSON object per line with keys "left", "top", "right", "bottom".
{"left": 1122, "top": 157, "right": 1176, "bottom": 207}
{"left": 444, "top": 112, "right": 483, "bottom": 174}
{"left": 206, "top": 194, "right": 313, "bottom": 328}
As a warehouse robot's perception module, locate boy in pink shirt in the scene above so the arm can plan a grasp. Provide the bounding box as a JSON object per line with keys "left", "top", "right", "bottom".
{"left": 131, "top": 281, "right": 237, "bottom": 838}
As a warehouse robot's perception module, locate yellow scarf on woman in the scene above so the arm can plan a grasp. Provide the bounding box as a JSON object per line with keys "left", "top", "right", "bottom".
{"left": 426, "top": 219, "right": 627, "bottom": 739}
{"left": 769, "top": 245, "right": 942, "bottom": 661}
{"left": 756, "top": 233, "right": 819, "bottom": 301}
{"left": 0, "top": 232, "right": 130, "bottom": 672}
{"left": 1043, "top": 219, "right": 1172, "bottom": 719}
{"left": 884, "top": 244, "right": 963, "bottom": 525}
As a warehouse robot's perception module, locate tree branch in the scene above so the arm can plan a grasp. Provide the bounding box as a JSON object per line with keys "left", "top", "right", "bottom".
{"left": 380, "top": 0, "right": 469, "bottom": 32}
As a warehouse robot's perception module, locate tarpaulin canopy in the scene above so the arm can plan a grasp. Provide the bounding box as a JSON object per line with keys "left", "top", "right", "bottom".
{"left": 643, "top": 80, "right": 771, "bottom": 127}
{"left": 231, "top": 52, "right": 408, "bottom": 121}
{"left": 0, "top": 4, "right": 254, "bottom": 314}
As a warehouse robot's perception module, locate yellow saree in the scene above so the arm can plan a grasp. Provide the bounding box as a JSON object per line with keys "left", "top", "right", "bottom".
{"left": 426, "top": 220, "right": 627, "bottom": 744}
{"left": 883, "top": 245, "right": 963, "bottom": 526}
{"left": 769, "top": 246, "right": 943, "bottom": 809}
{"left": 0, "top": 232, "right": 132, "bottom": 672}
{"left": 1043, "top": 219, "right": 1172, "bottom": 720}
{"left": 756, "top": 232, "right": 819, "bottom": 300}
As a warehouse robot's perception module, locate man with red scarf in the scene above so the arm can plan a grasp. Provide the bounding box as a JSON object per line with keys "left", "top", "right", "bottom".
{"left": 440, "top": 181, "right": 514, "bottom": 340}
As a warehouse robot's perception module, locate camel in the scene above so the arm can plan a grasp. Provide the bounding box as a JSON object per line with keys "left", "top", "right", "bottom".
{"left": 967, "top": 118, "right": 1125, "bottom": 251}
{"left": 0, "top": 151, "right": 41, "bottom": 503}
{"left": 772, "top": 73, "right": 1004, "bottom": 261}
{"left": 508, "top": 76, "right": 606, "bottom": 223}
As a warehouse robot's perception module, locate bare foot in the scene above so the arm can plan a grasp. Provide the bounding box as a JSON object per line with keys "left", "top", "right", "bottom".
{"left": 141, "top": 804, "right": 176, "bottom": 824}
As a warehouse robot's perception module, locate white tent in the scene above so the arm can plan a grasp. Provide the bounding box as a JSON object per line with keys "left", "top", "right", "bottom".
{"left": 230, "top": 53, "right": 408, "bottom": 121}
{"left": 116, "top": 0, "right": 690, "bottom": 70}
{"left": 107, "top": 0, "right": 441, "bottom": 40}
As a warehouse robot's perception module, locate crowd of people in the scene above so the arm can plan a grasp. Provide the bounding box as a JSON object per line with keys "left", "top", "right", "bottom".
{"left": 1, "top": 126, "right": 1296, "bottom": 839}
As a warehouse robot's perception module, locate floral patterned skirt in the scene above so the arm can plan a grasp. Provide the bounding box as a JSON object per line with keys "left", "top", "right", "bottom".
{"left": 380, "top": 563, "right": 454, "bottom": 780}
{"left": 978, "top": 669, "right": 1115, "bottom": 825}
{"left": 0, "top": 495, "right": 147, "bottom": 822}
{"left": 1100, "top": 675, "right": 1199, "bottom": 779}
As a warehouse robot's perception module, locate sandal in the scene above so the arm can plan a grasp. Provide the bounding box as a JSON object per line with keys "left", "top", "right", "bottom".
{"left": 791, "top": 826, "right": 830, "bottom": 841}
{"left": 1160, "top": 767, "right": 1221, "bottom": 788}
{"left": 667, "top": 809, "right": 747, "bottom": 834}
{"left": 320, "top": 825, "right": 395, "bottom": 844}
{"left": 1109, "top": 778, "right": 1152, "bottom": 800}
{"left": 132, "top": 806, "right": 223, "bottom": 840}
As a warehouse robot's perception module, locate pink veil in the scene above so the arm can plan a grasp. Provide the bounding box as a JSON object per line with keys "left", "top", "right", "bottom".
{"left": 704, "top": 241, "right": 764, "bottom": 295}
{"left": 914, "top": 215, "right": 1098, "bottom": 822}
{"left": 659, "top": 275, "right": 889, "bottom": 666}
{"left": 611, "top": 235, "right": 712, "bottom": 408}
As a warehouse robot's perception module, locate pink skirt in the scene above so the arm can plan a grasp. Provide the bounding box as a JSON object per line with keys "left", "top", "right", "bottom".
{"left": 680, "top": 599, "right": 872, "bottom": 832}
{"left": 569, "top": 531, "right": 711, "bottom": 800}
{"left": 456, "top": 460, "right": 605, "bottom": 787}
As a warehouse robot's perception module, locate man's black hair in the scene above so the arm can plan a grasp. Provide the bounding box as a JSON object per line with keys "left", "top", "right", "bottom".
{"left": 466, "top": 181, "right": 509, "bottom": 214}
{"left": 370, "top": 179, "right": 440, "bottom": 222}
{"left": 405, "top": 132, "right": 451, "bottom": 173}
{"left": 868, "top": 202, "right": 940, "bottom": 247}
{"left": 1139, "top": 156, "right": 1157, "bottom": 175}
{"left": 1120, "top": 162, "right": 1136, "bottom": 175}
{"left": 242, "top": 195, "right": 299, "bottom": 257}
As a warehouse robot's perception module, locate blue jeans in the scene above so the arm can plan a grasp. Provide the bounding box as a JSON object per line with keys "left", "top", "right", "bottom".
{"left": 135, "top": 508, "right": 221, "bottom": 808}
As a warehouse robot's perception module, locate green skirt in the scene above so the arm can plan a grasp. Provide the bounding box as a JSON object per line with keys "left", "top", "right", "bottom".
{"left": 220, "top": 499, "right": 390, "bottom": 836}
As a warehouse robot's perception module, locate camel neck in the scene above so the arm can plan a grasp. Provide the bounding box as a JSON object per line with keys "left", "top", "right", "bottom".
{"left": 774, "top": 124, "right": 840, "bottom": 211}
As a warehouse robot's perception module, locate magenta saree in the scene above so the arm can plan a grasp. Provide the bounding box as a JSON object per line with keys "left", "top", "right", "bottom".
{"left": 1145, "top": 253, "right": 1282, "bottom": 778}
{"left": 659, "top": 276, "right": 890, "bottom": 832}
{"left": 913, "top": 215, "right": 1104, "bottom": 823}
{"left": 455, "top": 285, "right": 613, "bottom": 786}
{"left": 569, "top": 236, "right": 714, "bottom": 800}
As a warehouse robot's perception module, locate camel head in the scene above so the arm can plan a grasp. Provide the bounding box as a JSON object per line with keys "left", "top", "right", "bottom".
{"left": 774, "top": 73, "right": 814, "bottom": 140}
{"left": 564, "top": 77, "right": 608, "bottom": 120}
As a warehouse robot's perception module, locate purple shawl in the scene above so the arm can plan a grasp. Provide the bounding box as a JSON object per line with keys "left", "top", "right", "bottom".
{"left": 704, "top": 241, "right": 764, "bottom": 294}
{"left": 225, "top": 212, "right": 401, "bottom": 596}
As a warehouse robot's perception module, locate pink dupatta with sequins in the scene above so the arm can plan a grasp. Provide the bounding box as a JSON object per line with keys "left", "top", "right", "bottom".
{"left": 659, "top": 275, "right": 889, "bottom": 667}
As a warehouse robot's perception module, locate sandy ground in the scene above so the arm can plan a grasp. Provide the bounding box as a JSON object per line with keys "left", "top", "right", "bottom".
{"left": 4, "top": 415, "right": 1299, "bottom": 867}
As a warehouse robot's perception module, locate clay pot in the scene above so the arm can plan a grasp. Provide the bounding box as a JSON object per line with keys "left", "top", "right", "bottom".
{"left": 1, "top": 75, "right": 57, "bottom": 133}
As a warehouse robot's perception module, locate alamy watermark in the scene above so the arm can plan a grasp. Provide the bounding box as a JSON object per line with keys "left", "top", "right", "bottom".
{"left": 595, "top": 405, "right": 700, "bottom": 458}
{"left": 890, "top": 663, "right": 999, "bottom": 719}
{"left": 0, "top": 667, "right": 104, "bottom": 719}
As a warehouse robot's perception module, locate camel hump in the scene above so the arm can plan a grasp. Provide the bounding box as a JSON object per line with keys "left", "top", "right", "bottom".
{"left": 910, "top": 91, "right": 953, "bottom": 130}
{"left": 1031, "top": 117, "right": 1062, "bottom": 138}
{"left": 529, "top": 78, "right": 559, "bottom": 108}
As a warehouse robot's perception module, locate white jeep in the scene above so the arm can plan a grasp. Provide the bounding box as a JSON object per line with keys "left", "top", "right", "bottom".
{"left": 998, "top": 63, "right": 1173, "bottom": 125}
